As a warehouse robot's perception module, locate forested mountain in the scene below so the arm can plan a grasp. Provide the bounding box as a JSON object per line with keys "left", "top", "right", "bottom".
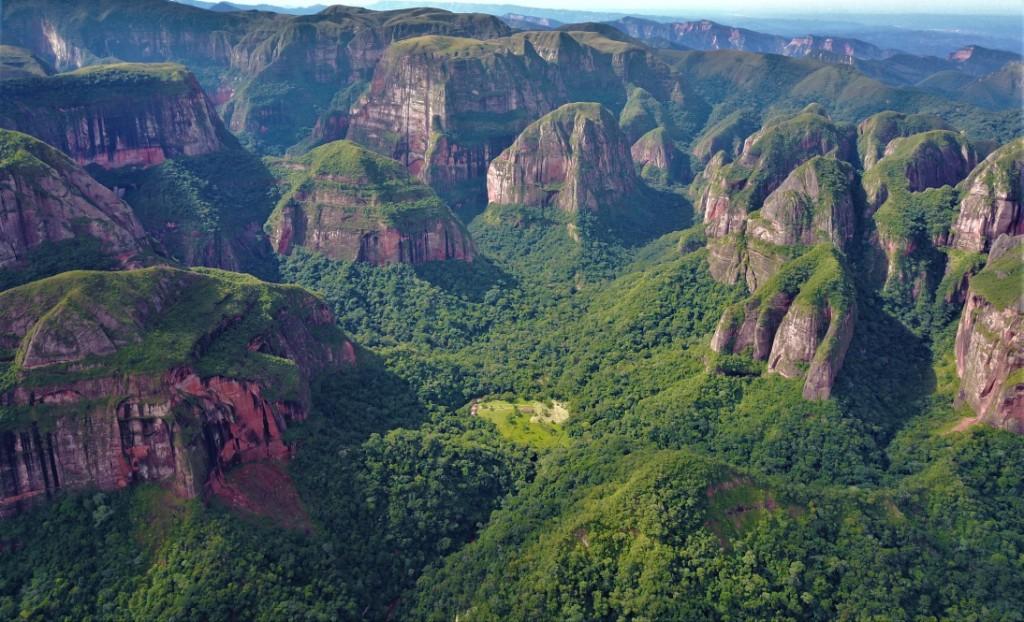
{"left": 0, "top": 0, "right": 1021, "bottom": 619}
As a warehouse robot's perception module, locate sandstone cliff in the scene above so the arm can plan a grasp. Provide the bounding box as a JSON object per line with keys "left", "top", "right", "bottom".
{"left": 0, "top": 63, "right": 230, "bottom": 169}
{"left": 607, "top": 17, "right": 887, "bottom": 61}
{"left": 0, "top": 267, "right": 355, "bottom": 517}
{"left": 631, "top": 127, "right": 689, "bottom": 186}
{"left": 710, "top": 245, "right": 856, "bottom": 400}
{"left": 741, "top": 156, "right": 857, "bottom": 290}
{"left": 268, "top": 140, "right": 473, "bottom": 265}
{"left": 857, "top": 110, "right": 951, "bottom": 170}
{"left": 948, "top": 45, "right": 1023, "bottom": 76}
{"left": 486, "top": 103, "right": 639, "bottom": 215}
{"left": 695, "top": 106, "right": 857, "bottom": 286}
{"left": 346, "top": 30, "right": 674, "bottom": 209}
{"left": 954, "top": 235, "right": 1024, "bottom": 432}
{"left": 345, "top": 35, "right": 557, "bottom": 210}
{"left": 2, "top": 0, "right": 512, "bottom": 152}
{"left": 223, "top": 8, "right": 511, "bottom": 150}
{"left": 864, "top": 130, "right": 977, "bottom": 301}
{"left": 0, "top": 129, "right": 146, "bottom": 272}
{"left": 948, "top": 137, "right": 1023, "bottom": 253}
{"left": 863, "top": 129, "right": 977, "bottom": 213}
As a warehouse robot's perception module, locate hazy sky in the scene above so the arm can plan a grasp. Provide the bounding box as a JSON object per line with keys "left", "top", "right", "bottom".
{"left": 226, "top": 0, "right": 1024, "bottom": 14}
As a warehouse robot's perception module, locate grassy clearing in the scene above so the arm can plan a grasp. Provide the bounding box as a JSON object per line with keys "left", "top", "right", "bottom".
{"left": 474, "top": 399, "right": 569, "bottom": 448}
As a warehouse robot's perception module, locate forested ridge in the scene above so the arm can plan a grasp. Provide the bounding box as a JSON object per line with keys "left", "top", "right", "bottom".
{"left": 0, "top": 0, "right": 1021, "bottom": 619}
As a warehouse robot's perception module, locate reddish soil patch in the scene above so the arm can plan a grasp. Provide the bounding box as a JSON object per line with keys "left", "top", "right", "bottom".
{"left": 209, "top": 461, "right": 312, "bottom": 532}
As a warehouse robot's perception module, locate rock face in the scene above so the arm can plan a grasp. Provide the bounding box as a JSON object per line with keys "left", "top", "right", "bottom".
{"left": 606, "top": 17, "right": 886, "bottom": 61}
{"left": 347, "top": 31, "right": 673, "bottom": 208}
{"left": 873, "top": 130, "right": 977, "bottom": 200}
{"left": 0, "top": 129, "right": 146, "bottom": 270}
{"left": 631, "top": 127, "right": 688, "bottom": 186}
{"left": 948, "top": 45, "right": 1023, "bottom": 76}
{"left": 781, "top": 35, "right": 886, "bottom": 61}
{"left": 696, "top": 106, "right": 857, "bottom": 286}
{"left": 954, "top": 235, "right": 1024, "bottom": 432}
{"left": 486, "top": 103, "right": 639, "bottom": 214}
{"left": 749, "top": 156, "right": 857, "bottom": 248}
{"left": 863, "top": 130, "right": 978, "bottom": 301}
{"left": 606, "top": 18, "right": 786, "bottom": 54}
{"left": 0, "top": 63, "right": 229, "bottom": 169}
{"left": 857, "top": 111, "right": 951, "bottom": 170}
{"left": 0, "top": 267, "right": 356, "bottom": 517}
{"left": 222, "top": 7, "right": 511, "bottom": 149}
{"left": 2, "top": 0, "right": 512, "bottom": 152}
{"left": 710, "top": 245, "right": 856, "bottom": 400}
{"left": 948, "top": 138, "right": 1024, "bottom": 252}
{"left": 268, "top": 140, "right": 473, "bottom": 265}
{"left": 345, "top": 35, "right": 557, "bottom": 208}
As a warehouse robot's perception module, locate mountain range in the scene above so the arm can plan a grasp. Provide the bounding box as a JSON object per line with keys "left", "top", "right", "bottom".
{"left": 0, "top": 0, "right": 1021, "bottom": 619}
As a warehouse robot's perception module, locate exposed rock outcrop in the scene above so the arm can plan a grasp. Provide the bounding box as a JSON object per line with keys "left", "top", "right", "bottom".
{"left": 699, "top": 105, "right": 856, "bottom": 241}
{"left": 486, "top": 103, "right": 639, "bottom": 214}
{"left": 223, "top": 8, "right": 511, "bottom": 149}
{"left": 710, "top": 245, "right": 856, "bottom": 400}
{"left": 267, "top": 140, "right": 473, "bottom": 264}
{"left": 857, "top": 110, "right": 951, "bottom": 170}
{"left": 607, "top": 17, "right": 887, "bottom": 61}
{"left": 2, "top": 0, "right": 513, "bottom": 152}
{"left": 0, "top": 129, "right": 146, "bottom": 270}
{"left": 781, "top": 35, "right": 886, "bottom": 62}
{"left": 695, "top": 106, "right": 857, "bottom": 287}
{"left": 863, "top": 130, "right": 976, "bottom": 214}
{"left": 740, "top": 156, "right": 857, "bottom": 289}
{"left": 948, "top": 45, "right": 1023, "bottom": 76}
{"left": 347, "top": 31, "right": 674, "bottom": 208}
{"left": 606, "top": 18, "right": 786, "bottom": 54}
{"left": 631, "top": 127, "right": 689, "bottom": 186}
{"left": 749, "top": 156, "right": 857, "bottom": 248}
{"left": 0, "top": 64, "right": 230, "bottom": 169}
{"left": 345, "top": 35, "right": 558, "bottom": 208}
{"left": 864, "top": 130, "right": 978, "bottom": 301}
{"left": 954, "top": 235, "right": 1024, "bottom": 432}
{"left": 0, "top": 267, "right": 356, "bottom": 517}
{"left": 948, "top": 137, "right": 1024, "bottom": 253}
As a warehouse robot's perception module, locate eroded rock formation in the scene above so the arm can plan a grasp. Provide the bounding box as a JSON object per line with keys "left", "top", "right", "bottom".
{"left": 0, "top": 129, "right": 146, "bottom": 270}
{"left": 954, "top": 235, "right": 1024, "bottom": 432}
{"left": 0, "top": 64, "right": 230, "bottom": 169}
{"left": 948, "top": 137, "right": 1024, "bottom": 253}
{"left": 710, "top": 245, "right": 856, "bottom": 400}
{"left": 268, "top": 140, "right": 473, "bottom": 265}
{"left": 0, "top": 267, "right": 356, "bottom": 516}
{"left": 486, "top": 103, "right": 639, "bottom": 214}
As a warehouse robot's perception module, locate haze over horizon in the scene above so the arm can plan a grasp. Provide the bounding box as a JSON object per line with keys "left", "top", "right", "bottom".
{"left": 221, "top": 0, "right": 1024, "bottom": 15}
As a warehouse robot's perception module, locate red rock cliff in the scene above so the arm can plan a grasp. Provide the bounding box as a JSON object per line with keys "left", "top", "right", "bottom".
{"left": 486, "top": 103, "right": 639, "bottom": 214}
{"left": 0, "top": 129, "right": 147, "bottom": 269}
{"left": 267, "top": 140, "right": 474, "bottom": 265}
{"left": 0, "top": 64, "right": 229, "bottom": 169}
{"left": 0, "top": 267, "right": 356, "bottom": 517}
{"left": 948, "top": 138, "right": 1024, "bottom": 253}
{"left": 954, "top": 235, "right": 1024, "bottom": 432}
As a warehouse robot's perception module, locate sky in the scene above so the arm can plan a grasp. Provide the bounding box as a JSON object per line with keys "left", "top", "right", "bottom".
{"left": 225, "top": 0, "right": 1024, "bottom": 15}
